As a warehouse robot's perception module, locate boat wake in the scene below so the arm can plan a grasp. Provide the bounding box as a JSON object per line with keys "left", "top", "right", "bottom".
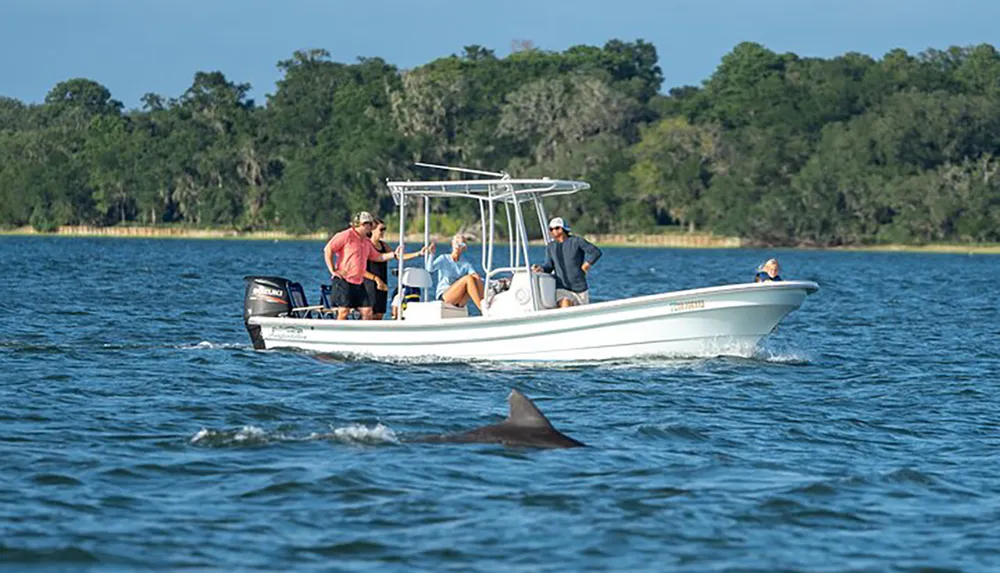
{"left": 189, "top": 424, "right": 399, "bottom": 448}
{"left": 750, "top": 348, "right": 812, "bottom": 365}
{"left": 311, "top": 350, "right": 474, "bottom": 366}
{"left": 744, "top": 338, "right": 813, "bottom": 365}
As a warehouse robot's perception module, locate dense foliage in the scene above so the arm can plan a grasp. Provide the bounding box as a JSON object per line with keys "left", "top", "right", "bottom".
{"left": 2, "top": 40, "right": 999, "bottom": 245}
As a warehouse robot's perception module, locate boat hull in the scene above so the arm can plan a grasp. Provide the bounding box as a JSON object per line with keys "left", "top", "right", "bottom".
{"left": 246, "top": 281, "right": 818, "bottom": 362}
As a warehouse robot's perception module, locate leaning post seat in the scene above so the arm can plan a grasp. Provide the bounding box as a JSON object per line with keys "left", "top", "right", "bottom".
{"left": 400, "top": 267, "right": 434, "bottom": 301}
{"left": 390, "top": 266, "right": 435, "bottom": 318}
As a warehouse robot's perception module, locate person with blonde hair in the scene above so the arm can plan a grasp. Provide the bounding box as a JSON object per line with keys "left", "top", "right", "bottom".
{"left": 754, "top": 258, "right": 782, "bottom": 282}
{"left": 425, "top": 233, "right": 484, "bottom": 310}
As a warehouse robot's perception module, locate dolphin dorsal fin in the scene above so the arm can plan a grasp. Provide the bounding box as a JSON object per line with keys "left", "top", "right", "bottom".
{"left": 506, "top": 389, "right": 554, "bottom": 429}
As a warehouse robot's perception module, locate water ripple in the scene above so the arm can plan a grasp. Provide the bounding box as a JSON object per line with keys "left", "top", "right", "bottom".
{"left": 1, "top": 238, "right": 999, "bottom": 571}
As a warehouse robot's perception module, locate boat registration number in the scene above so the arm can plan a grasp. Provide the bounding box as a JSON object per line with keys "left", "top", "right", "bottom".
{"left": 669, "top": 300, "right": 705, "bottom": 312}
{"left": 270, "top": 326, "right": 307, "bottom": 340}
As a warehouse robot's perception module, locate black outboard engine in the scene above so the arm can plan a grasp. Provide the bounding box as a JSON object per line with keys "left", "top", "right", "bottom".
{"left": 243, "top": 276, "right": 292, "bottom": 349}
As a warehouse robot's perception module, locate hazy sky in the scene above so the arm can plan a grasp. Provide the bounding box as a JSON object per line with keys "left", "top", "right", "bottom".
{"left": 2, "top": 0, "right": 999, "bottom": 108}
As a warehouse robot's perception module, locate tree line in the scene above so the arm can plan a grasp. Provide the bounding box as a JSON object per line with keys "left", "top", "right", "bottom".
{"left": 2, "top": 40, "right": 999, "bottom": 245}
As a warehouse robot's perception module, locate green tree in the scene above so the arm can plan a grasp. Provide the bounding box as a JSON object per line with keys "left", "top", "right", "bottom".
{"left": 627, "top": 117, "right": 723, "bottom": 230}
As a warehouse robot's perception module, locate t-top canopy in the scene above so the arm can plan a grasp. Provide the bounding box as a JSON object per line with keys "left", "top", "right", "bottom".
{"left": 386, "top": 164, "right": 589, "bottom": 205}
{"left": 386, "top": 177, "right": 590, "bottom": 204}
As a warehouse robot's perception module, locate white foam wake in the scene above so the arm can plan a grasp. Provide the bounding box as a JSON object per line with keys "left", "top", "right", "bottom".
{"left": 190, "top": 425, "right": 276, "bottom": 446}
{"left": 321, "top": 423, "right": 399, "bottom": 444}
{"left": 752, "top": 348, "right": 811, "bottom": 364}
{"left": 190, "top": 423, "right": 398, "bottom": 447}
{"left": 179, "top": 341, "right": 248, "bottom": 350}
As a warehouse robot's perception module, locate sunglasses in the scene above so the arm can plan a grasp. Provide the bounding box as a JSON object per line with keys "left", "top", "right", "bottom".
{"left": 377, "top": 227, "right": 387, "bottom": 232}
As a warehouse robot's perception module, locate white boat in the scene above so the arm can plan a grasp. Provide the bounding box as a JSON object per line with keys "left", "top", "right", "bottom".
{"left": 243, "top": 164, "right": 818, "bottom": 362}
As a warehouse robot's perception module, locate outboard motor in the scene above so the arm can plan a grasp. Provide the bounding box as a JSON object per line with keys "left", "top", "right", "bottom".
{"left": 243, "top": 276, "right": 292, "bottom": 349}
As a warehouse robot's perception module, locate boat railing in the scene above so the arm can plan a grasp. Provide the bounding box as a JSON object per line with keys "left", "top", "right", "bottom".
{"left": 484, "top": 266, "right": 526, "bottom": 279}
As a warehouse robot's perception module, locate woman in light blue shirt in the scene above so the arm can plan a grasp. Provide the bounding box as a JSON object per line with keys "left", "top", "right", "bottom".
{"left": 426, "top": 234, "right": 484, "bottom": 310}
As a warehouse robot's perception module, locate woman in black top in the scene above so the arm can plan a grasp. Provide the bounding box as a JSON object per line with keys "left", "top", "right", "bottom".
{"left": 363, "top": 218, "right": 427, "bottom": 320}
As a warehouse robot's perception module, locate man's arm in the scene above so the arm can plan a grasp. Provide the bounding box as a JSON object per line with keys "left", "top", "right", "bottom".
{"left": 539, "top": 244, "right": 555, "bottom": 273}
{"left": 579, "top": 237, "right": 602, "bottom": 272}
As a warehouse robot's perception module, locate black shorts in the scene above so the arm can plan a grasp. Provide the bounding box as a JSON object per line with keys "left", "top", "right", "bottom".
{"left": 331, "top": 276, "right": 370, "bottom": 309}
{"left": 363, "top": 279, "right": 388, "bottom": 314}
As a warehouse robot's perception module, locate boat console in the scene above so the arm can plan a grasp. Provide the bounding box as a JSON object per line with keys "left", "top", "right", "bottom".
{"left": 484, "top": 270, "right": 557, "bottom": 317}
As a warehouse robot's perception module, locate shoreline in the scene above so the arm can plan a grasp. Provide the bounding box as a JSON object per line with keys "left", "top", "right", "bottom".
{"left": 816, "top": 244, "right": 1000, "bottom": 255}
{"left": 0, "top": 225, "right": 328, "bottom": 241}
{"left": 1, "top": 225, "right": 998, "bottom": 254}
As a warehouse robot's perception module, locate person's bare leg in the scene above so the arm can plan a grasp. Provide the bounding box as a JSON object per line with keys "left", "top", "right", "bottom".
{"left": 558, "top": 298, "right": 575, "bottom": 308}
{"left": 373, "top": 313, "right": 384, "bottom": 320}
{"left": 443, "top": 280, "right": 469, "bottom": 307}
{"left": 467, "top": 275, "right": 484, "bottom": 309}
{"left": 441, "top": 281, "right": 467, "bottom": 306}
{"left": 359, "top": 307, "right": 374, "bottom": 320}
{"left": 337, "top": 307, "right": 351, "bottom": 320}
{"left": 451, "top": 275, "right": 482, "bottom": 310}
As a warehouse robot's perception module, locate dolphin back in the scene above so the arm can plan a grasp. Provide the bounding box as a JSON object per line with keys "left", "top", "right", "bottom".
{"left": 407, "top": 389, "right": 585, "bottom": 448}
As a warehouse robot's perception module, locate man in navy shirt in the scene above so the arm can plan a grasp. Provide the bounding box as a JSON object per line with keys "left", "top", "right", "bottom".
{"left": 531, "top": 217, "right": 602, "bottom": 308}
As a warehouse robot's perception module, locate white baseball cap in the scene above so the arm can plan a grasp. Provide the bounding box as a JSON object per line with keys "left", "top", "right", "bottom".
{"left": 548, "top": 217, "right": 570, "bottom": 231}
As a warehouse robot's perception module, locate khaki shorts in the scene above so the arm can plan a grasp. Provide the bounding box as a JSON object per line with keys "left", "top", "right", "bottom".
{"left": 555, "top": 289, "right": 590, "bottom": 306}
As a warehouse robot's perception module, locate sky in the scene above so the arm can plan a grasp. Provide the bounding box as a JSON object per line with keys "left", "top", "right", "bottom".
{"left": 2, "top": 0, "right": 999, "bottom": 109}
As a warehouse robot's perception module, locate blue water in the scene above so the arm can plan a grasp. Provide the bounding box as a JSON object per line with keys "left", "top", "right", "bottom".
{"left": 2, "top": 236, "right": 999, "bottom": 572}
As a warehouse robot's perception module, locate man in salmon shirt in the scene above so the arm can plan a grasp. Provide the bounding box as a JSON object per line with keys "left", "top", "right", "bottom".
{"left": 324, "top": 211, "right": 399, "bottom": 320}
